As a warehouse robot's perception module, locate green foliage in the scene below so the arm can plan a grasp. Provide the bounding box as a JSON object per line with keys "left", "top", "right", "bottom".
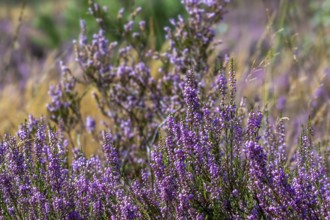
{"left": 311, "top": 0, "right": 330, "bottom": 27}
{"left": 32, "top": 0, "right": 185, "bottom": 49}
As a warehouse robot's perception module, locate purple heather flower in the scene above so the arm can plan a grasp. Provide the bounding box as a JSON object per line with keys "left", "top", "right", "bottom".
{"left": 79, "top": 20, "right": 88, "bottom": 46}
{"left": 312, "top": 85, "right": 329, "bottom": 110}
{"left": 118, "top": 8, "right": 125, "bottom": 19}
{"left": 160, "top": 175, "right": 177, "bottom": 203}
{"left": 184, "top": 72, "right": 202, "bottom": 123}
{"left": 276, "top": 96, "right": 286, "bottom": 112}
{"left": 59, "top": 61, "right": 70, "bottom": 75}
{"left": 124, "top": 20, "right": 134, "bottom": 32}
{"left": 139, "top": 20, "right": 146, "bottom": 30}
{"left": 245, "top": 140, "right": 269, "bottom": 183}
{"left": 66, "top": 211, "right": 82, "bottom": 220}
{"left": 216, "top": 70, "right": 228, "bottom": 98}
{"left": 86, "top": 116, "right": 96, "bottom": 133}
{"left": 119, "top": 195, "right": 140, "bottom": 219}
{"left": 247, "top": 111, "right": 263, "bottom": 141}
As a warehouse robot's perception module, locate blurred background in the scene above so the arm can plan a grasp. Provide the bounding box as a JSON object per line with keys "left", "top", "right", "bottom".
{"left": 0, "top": 0, "right": 329, "bottom": 150}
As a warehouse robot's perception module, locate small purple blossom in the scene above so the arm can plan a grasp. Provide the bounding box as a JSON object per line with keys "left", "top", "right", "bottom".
{"left": 86, "top": 116, "right": 96, "bottom": 133}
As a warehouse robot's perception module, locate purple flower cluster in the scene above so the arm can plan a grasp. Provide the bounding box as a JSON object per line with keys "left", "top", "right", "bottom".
{"left": 1, "top": 0, "right": 330, "bottom": 219}
{"left": 47, "top": 61, "right": 82, "bottom": 135}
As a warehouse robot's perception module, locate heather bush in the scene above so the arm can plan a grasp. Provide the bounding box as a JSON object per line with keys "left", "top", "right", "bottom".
{"left": 47, "top": 0, "right": 229, "bottom": 175}
{"left": 0, "top": 0, "right": 330, "bottom": 219}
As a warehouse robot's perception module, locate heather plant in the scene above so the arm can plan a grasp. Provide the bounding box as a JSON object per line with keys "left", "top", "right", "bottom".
{"left": 1, "top": 65, "right": 330, "bottom": 218}
{"left": 47, "top": 0, "right": 229, "bottom": 174}
{"left": 1, "top": 0, "right": 330, "bottom": 219}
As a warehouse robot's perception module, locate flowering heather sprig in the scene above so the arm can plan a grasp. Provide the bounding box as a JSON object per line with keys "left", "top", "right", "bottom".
{"left": 184, "top": 70, "right": 202, "bottom": 124}
{"left": 47, "top": 61, "right": 82, "bottom": 137}
{"left": 85, "top": 116, "right": 96, "bottom": 133}
{"left": 247, "top": 111, "right": 263, "bottom": 141}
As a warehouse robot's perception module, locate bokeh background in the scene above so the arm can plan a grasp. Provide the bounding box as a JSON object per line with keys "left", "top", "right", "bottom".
{"left": 0, "top": 0, "right": 329, "bottom": 154}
